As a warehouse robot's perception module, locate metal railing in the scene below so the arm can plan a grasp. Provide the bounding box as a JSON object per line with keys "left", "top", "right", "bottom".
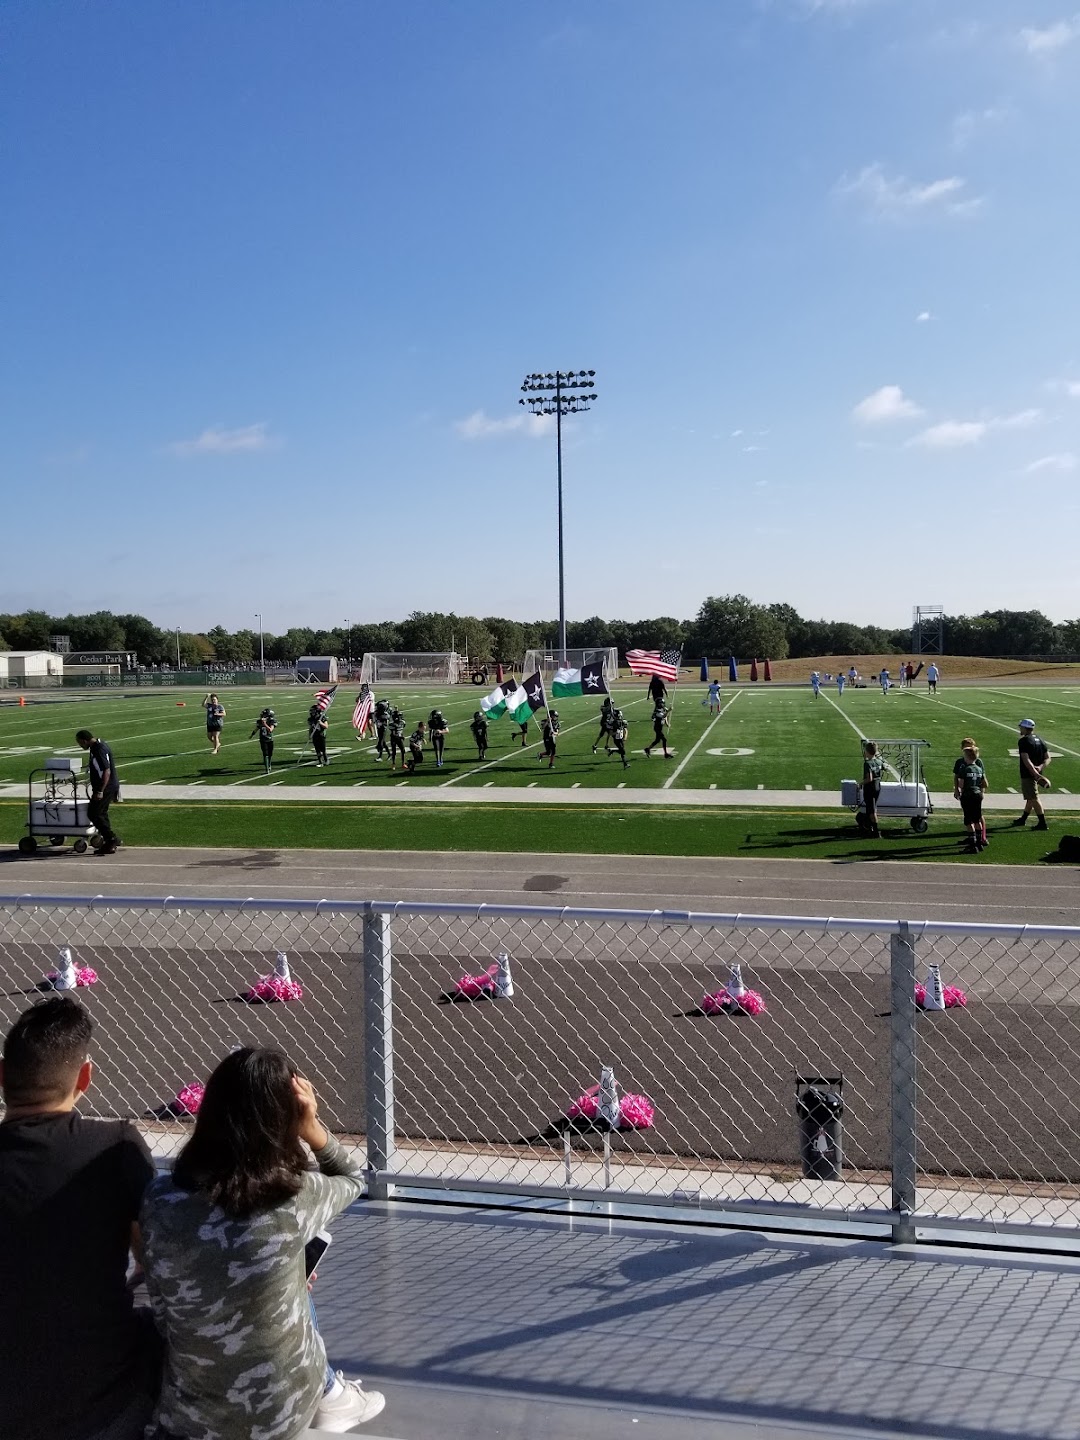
{"left": 2, "top": 894, "right": 1079, "bottom": 1250}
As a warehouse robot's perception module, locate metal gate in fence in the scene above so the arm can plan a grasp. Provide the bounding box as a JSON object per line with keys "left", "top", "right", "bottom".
{"left": 2, "top": 894, "right": 1079, "bottom": 1250}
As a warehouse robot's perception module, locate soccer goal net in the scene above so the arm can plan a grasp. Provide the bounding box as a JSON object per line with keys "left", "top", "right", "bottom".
{"left": 358, "top": 652, "right": 466, "bottom": 685}
{"left": 521, "top": 647, "right": 620, "bottom": 683}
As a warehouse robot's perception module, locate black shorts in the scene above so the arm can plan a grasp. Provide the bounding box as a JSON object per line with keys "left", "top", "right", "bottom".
{"left": 960, "top": 791, "right": 983, "bottom": 824}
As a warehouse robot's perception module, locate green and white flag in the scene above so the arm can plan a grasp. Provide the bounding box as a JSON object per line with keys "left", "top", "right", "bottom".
{"left": 507, "top": 671, "right": 547, "bottom": 724}
{"left": 551, "top": 661, "right": 608, "bottom": 699}
{"left": 480, "top": 679, "right": 516, "bottom": 720}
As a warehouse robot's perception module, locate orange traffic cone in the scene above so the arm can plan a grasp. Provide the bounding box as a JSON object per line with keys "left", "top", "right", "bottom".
{"left": 19, "top": 696, "right": 26, "bottom": 706}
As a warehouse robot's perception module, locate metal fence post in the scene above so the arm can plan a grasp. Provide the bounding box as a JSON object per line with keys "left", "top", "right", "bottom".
{"left": 363, "top": 909, "right": 396, "bottom": 1199}
{"left": 889, "top": 921, "right": 917, "bottom": 1244}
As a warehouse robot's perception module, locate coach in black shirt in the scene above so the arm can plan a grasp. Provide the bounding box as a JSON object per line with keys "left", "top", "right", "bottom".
{"left": 76, "top": 727, "right": 121, "bottom": 854}
{"left": 0, "top": 998, "right": 159, "bottom": 1439}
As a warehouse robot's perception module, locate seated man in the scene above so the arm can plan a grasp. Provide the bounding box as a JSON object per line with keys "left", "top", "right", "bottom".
{"left": 0, "top": 997, "right": 160, "bottom": 1440}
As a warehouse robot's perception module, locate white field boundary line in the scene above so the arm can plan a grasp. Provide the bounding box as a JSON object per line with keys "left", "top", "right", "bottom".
{"left": 440, "top": 696, "right": 651, "bottom": 787}
{"left": 663, "top": 690, "right": 744, "bottom": 789}
{"left": 818, "top": 689, "right": 902, "bottom": 780}
{"left": 969, "top": 687, "right": 1080, "bottom": 716}
{"left": 909, "top": 689, "right": 1080, "bottom": 760}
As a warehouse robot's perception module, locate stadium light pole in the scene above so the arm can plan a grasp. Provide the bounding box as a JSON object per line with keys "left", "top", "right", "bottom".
{"left": 519, "top": 369, "right": 598, "bottom": 662}
{"left": 344, "top": 618, "right": 351, "bottom": 673}
{"left": 175, "top": 627, "right": 181, "bottom": 670}
{"left": 255, "top": 613, "right": 264, "bottom": 673}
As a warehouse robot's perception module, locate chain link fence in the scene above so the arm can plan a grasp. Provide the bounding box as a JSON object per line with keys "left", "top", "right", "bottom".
{"left": 2, "top": 895, "right": 1079, "bottom": 1247}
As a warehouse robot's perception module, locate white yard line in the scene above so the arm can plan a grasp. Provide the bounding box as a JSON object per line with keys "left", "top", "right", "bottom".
{"left": 818, "top": 689, "right": 902, "bottom": 780}
{"left": 975, "top": 688, "right": 1080, "bottom": 714}
{"left": 440, "top": 697, "right": 650, "bottom": 786}
{"left": 663, "top": 690, "right": 744, "bottom": 790}
{"left": 909, "top": 689, "right": 1080, "bottom": 759}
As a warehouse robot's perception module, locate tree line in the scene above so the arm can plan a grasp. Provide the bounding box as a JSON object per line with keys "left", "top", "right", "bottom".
{"left": 2, "top": 599, "right": 1079, "bottom": 666}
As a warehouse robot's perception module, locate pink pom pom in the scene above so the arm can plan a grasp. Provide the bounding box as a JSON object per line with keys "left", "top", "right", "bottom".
{"left": 565, "top": 1084, "right": 600, "bottom": 1121}
{"left": 618, "top": 1093, "right": 655, "bottom": 1129}
{"left": 45, "top": 966, "right": 99, "bottom": 988}
{"left": 175, "top": 1082, "right": 204, "bottom": 1116}
{"left": 564, "top": 1084, "right": 655, "bottom": 1129}
{"left": 245, "top": 974, "right": 304, "bottom": 1003}
{"left": 702, "top": 987, "right": 766, "bottom": 1016}
{"left": 915, "top": 983, "right": 968, "bottom": 1010}
{"left": 454, "top": 965, "right": 498, "bottom": 998}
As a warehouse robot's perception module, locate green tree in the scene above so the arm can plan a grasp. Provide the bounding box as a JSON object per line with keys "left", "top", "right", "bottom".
{"left": 689, "top": 595, "right": 788, "bottom": 660}
{"left": 117, "top": 614, "right": 169, "bottom": 664}
{"left": 483, "top": 617, "right": 525, "bottom": 666}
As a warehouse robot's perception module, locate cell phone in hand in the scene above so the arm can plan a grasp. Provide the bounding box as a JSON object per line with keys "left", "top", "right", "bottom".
{"left": 304, "top": 1230, "right": 332, "bottom": 1278}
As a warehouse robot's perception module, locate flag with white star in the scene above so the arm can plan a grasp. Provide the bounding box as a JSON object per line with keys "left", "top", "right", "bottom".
{"left": 551, "top": 662, "right": 609, "bottom": 698}
{"left": 507, "top": 671, "right": 548, "bottom": 724}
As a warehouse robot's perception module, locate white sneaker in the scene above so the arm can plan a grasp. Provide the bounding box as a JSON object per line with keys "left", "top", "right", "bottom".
{"left": 313, "top": 1372, "right": 387, "bottom": 1431}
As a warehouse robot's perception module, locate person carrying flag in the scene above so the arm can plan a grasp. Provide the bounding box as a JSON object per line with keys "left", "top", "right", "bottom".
{"left": 592, "top": 697, "right": 615, "bottom": 755}
{"left": 470, "top": 710, "right": 489, "bottom": 761}
{"left": 428, "top": 709, "right": 449, "bottom": 769}
{"left": 352, "top": 684, "right": 374, "bottom": 742}
{"left": 308, "top": 702, "right": 329, "bottom": 767}
{"left": 250, "top": 707, "right": 276, "bottom": 774}
{"left": 405, "top": 719, "right": 426, "bottom": 774}
{"left": 644, "top": 699, "right": 673, "bottom": 758}
{"left": 538, "top": 709, "right": 560, "bottom": 769}
{"left": 373, "top": 699, "right": 391, "bottom": 760}
{"left": 609, "top": 708, "right": 630, "bottom": 769}
{"left": 388, "top": 707, "right": 406, "bottom": 771}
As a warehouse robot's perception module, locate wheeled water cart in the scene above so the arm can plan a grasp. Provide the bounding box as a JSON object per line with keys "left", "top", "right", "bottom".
{"left": 18, "top": 757, "right": 99, "bottom": 855}
{"left": 841, "top": 738, "right": 933, "bottom": 834}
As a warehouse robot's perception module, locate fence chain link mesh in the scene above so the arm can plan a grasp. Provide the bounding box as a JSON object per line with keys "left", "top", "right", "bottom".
{"left": 1, "top": 897, "right": 1079, "bottom": 1241}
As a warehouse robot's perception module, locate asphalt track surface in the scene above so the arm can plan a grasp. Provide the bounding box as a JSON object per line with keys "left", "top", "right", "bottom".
{"left": 3, "top": 844, "right": 1079, "bottom": 924}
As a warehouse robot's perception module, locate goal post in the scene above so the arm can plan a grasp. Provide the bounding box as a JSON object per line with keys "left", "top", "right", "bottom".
{"left": 358, "top": 652, "right": 465, "bottom": 685}
{"left": 521, "top": 647, "right": 619, "bottom": 683}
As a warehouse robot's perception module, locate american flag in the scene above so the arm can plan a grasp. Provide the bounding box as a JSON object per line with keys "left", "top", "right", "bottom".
{"left": 626, "top": 648, "right": 682, "bottom": 682}
{"left": 314, "top": 684, "right": 339, "bottom": 713}
{"left": 352, "top": 685, "right": 373, "bottom": 734}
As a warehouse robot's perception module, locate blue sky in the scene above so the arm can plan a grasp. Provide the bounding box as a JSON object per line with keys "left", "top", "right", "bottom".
{"left": 3, "top": 0, "right": 1080, "bottom": 633}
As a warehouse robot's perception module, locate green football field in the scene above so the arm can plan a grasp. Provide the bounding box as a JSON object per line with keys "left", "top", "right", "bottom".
{"left": 1, "top": 680, "right": 1079, "bottom": 796}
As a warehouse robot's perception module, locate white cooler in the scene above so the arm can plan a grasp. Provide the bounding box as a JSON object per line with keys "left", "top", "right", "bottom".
{"left": 841, "top": 779, "right": 930, "bottom": 817}
{"left": 30, "top": 798, "right": 94, "bottom": 832}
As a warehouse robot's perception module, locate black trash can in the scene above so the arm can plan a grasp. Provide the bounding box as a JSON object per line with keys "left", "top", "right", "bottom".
{"left": 795, "top": 1075, "right": 844, "bottom": 1180}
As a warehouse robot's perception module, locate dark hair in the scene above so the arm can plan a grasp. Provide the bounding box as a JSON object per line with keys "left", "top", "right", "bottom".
{"left": 2, "top": 997, "right": 93, "bottom": 1105}
{"left": 172, "top": 1048, "right": 305, "bottom": 1217}
{"left": 75, "top": 728, "right": 93, "bottom": 743}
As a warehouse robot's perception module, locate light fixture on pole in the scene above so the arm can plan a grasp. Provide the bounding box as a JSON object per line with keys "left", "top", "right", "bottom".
{"left": 519, "top": 369, "right": 598, "bottom": 661}
{"left": 255, "top": 613, "right": 264, "bottom": 673}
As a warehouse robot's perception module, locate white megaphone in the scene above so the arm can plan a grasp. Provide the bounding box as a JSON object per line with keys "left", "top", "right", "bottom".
{"left": 923, "top": 964, "right": 946, "bottom": 1012}
{"left": 598, "top": 1066, "right": 621, "bottom": 1129}
{"left": 52, "top": 946, "right": 78, "bottom": 991}
{"left": 494, "top": 952, "right": 514, "bottom": 999}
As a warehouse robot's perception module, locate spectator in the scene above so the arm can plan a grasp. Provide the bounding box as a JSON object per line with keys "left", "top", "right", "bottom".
{"left": 926, "top": 662, "right": 940, "bottom": 694}
{"left": 202, "top": 693, "right": 226, "bottom": 755}
{"left": 140, "top": 1048, "right": 385, "bottom": 1438}
{"left": 0, "top": 997, "right": 160, "bottom": 1440}
{"left": 75, "top": 727, "right": 122, "bottom": 855}
{"left": 1012, "top": 719, "right": 1051, "bottom": 830}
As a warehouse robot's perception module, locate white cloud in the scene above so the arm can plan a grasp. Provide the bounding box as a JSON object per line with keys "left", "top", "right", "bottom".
{"left": 1020, "top": 16, "right": 1080, "bottom": 55}
{"left": 998, "top": 408, "right": 1043, "bottom": 429}
{"left": 911, "top": 420, "right": 987, "bottom": 448}
{"left": 170, "top": 423, "right": 278, "bottom": 456}
{"left": 852, "top": 385, "right": 924, "bottom": 424}
{"left": 1049, "top": 378, "right": 1080, "bottom": 398}
{"left": 836, "top": 163, "right": 983, "bottom": 220}
{"left": 910, "top": 410, "right": 1043, "bottom": 449}
{"left": 454, "top": 409, "right": 553, "bottom": 440}
{"left": 1024, "top": 453, "right": 1077, "bottom": 473}
{"left": 951, "top": 105, "right": 1011, "bottom": 151}
{"left": 916, "top": 311, "right": 934, "bottom": 323}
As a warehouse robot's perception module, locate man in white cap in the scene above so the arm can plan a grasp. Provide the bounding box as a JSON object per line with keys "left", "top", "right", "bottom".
{"left": 1013, "top": 719, "right": 1051, "bottom": 830}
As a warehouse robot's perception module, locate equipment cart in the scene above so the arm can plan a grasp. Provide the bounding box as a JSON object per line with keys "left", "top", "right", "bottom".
{"left": 18, "top": 757, "right": 99, "bottom": 855}
{"left": 841, "top": 738, "right": 933, "bottom": 834}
